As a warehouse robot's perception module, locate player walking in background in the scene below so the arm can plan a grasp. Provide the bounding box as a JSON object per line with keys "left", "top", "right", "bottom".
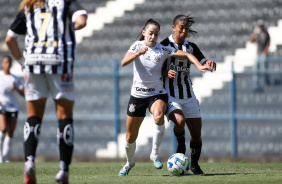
{"left": 0, "top": 55, "right": 24, "bottom": 163}
{"left": 250, "top": 19, "right": 270, "bottom": 92}
{"left": 118, "top": 18, "right": 210, "bottom": 176}
{"left": 5, "top": 0, "right": 87, "bottom": 183}
{"left": 161, "top": 14, "right": 216, "bottom": 175}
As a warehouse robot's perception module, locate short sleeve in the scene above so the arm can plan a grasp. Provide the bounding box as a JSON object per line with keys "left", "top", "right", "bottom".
{"left": 68, "top": 0, "right": 87, "bottom": 22}
{"left": 189, "top": 42, "right": 207, "bottom": 64}
{"left": 128, "top": 41, "right": 141, "bottom": 54}
{"left": 161, "top": 45, "right": 176, "bottom": 59}
{"left": 8, "top": 11, "right": 27, "bottom": 36}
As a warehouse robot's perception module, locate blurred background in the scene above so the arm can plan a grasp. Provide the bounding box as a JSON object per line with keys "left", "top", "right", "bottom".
{"left": 0, "top": 0, "right": 282, "bottom": 162}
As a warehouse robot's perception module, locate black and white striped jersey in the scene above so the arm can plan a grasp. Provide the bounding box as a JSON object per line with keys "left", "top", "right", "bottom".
{"left": 7, "top": 0, "right": 87, "bottom": 74}
{"left": 161, "top": 35, "right": 207, "bottom": 99}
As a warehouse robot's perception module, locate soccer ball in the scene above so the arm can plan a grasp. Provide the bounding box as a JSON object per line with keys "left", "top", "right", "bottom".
{"left": 167, "top": 153, "right": 190, "bottom": 176}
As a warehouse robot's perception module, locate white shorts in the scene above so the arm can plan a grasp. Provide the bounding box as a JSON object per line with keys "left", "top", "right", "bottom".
{"left": 167, "top": 95, "right": 201, "bottom": 119}
{"left": 24, "top": 70, "right": 75, "bottom": 101}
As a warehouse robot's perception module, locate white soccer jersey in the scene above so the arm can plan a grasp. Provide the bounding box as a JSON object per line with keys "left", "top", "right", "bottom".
{"left": 161, "top": 35, "right": 207, "bottom": 99}
{"left": 0, "top": 71, "right": 24, "bottom": 112}
{"left": 128, "top": 41, "right": 176, "bottom": 98}
{"left": 7, "top": 0, "right": 87, "bottom": 74}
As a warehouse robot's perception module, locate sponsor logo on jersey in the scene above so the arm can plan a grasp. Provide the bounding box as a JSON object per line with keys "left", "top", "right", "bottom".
{"left": 169, "top": 63, "right": 190, "bottom": 76}
{"left": 129, "top": 104, "right": 136, "bottom": 113}
{"left": 146, "top": 56, "right": 151, "bottom": 60}
{"left": 135, "top": 87, "right": 155, "bottom": 92}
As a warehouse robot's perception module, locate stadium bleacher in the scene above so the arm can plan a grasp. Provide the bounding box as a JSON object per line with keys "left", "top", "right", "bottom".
{"left": 1, "top": 0, "right": 282, "bottom": 160}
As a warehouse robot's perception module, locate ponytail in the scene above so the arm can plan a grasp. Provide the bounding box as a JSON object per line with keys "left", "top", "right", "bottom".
{"left": 19, "top": 0, "right": 45, "bottom": 12}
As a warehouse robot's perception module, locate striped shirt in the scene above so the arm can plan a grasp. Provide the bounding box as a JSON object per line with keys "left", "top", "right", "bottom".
{"left": 161, "top": 35, "right": 207, "bottom": 99}
{"left": 7, "top": 0, "right": 87, "bottom": 74}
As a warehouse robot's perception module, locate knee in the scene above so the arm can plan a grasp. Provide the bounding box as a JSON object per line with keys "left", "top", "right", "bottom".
{"left": 174, "top": 117, "right": 185, "bottom": 130}
{"left": 126, "top": 132, "right": 136, "bottom": 144}
{"left": 153, "top": 112, "right": 165, "bottom": 126}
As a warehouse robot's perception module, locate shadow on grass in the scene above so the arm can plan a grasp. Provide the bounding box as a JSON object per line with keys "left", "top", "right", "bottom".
{"left": 160, "top": 173, "right": 238, "bottom": 177}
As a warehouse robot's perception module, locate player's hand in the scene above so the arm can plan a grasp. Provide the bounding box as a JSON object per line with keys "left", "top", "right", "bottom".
{"left": 168, "top": 70, "right": 176, "bottom": 79}
{"left": 204, "top": 60, "right": 216, "bottom": 72}
{"left": 9, "top": 83, "right": 15, "bottom": 90}
{"left": 137, "top": 47, "right": 148, "bottom": 56}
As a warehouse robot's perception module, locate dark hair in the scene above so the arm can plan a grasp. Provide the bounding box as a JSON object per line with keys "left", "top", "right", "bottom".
{"left": 173, "top": 14, "right": 197, "bottom": 37}
{"left": 138, "top": 19, "right": 160, "bottom": 41}
{"left": 2, "top": 55, "right": 12, "bottom": 64}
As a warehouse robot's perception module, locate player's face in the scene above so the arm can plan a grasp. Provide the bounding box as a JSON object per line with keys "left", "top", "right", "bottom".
{"left": 142, "top": 24, "right": 160, "bottom": 47}
{"left": 172, "top": 20, "right": 189, "bottom": 43}
{"left": 1, "top": 57, "right": 12, "bottom": 73}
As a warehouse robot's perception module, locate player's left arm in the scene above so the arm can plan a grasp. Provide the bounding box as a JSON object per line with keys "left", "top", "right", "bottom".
{"left": 191, "top": 42, "right": 216, "bottom": 72}
{"left": 173, "top": 50, "right": 210, "bottom": 72}
{"left": 69, "top": 0, "right": 87, "bottom": 30}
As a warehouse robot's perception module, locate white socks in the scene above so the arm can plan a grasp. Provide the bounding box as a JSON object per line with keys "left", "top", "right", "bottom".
{"left": 2, "top": 135, "right": 11, "bottom": 162}
{"left": 125, "top": 141, "right": 136, "bottom": 167}
{"left": 151, "top": 124, "right": 165, "bottom": 156}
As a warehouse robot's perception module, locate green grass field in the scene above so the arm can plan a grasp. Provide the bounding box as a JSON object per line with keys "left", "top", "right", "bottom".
{"left": 0, "top": 161, "right": 282, "bottom": 184}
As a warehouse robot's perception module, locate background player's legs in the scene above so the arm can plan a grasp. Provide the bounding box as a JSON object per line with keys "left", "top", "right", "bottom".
{"left": 186, "top": 117, "right": 204, "bottom": 174}
{"left": 55, "top": 99, "right": 74, "bottom": 174}
{"left": 25, "top": 99, "right": 46, "bottom": 161}
{"left": 0, "top": 114, "right": 6, "bottom": 163}
{"left": 24, "top": 99, "right": 46, "bottom": 184}
{"left": 2, "top": 117, "right": 17, "bottom": 162}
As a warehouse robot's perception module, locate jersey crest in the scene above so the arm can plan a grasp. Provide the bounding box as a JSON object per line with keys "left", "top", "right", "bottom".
{"left": 129, "top": 104, "right": 136, "bottom": 113}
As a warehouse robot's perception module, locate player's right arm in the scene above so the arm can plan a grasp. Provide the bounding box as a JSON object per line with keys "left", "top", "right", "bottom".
{"left": 121, "top": 47, "right": 148, "bottom": 67}
{"left": 5, "top": 36, "right": 23, "bottom": 62}
{"left": 5, "top": 11, "right": 26, "bottom": 64}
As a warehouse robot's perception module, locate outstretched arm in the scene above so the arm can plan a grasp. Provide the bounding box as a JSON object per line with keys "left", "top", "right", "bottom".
{"left": 121, "top": 47, "right": 148, "bottom": 67}
{"left": 203, "top": 60, "right": 216, "bottom": 72}
{"left": 172, "top": 49, "right": 211, "bottom": 72}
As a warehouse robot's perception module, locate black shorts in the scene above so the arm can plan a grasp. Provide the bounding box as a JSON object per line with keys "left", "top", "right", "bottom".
{"left": 127, "top": 94, "right": 168, "bottom": 117}
{"left": 0, "top": 106, "right": 18, "bottom": 119}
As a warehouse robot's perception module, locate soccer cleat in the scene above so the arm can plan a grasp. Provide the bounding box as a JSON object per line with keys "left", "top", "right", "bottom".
{"left": 24, "top": 160, "right": 36, "bottom": 184}
{"left": 176, "top": 144, "right": 186, "bottom": 154}
{"left": 55, "top": 170, "right": 69, "bottom": 184}
{"left": 150, "top": 154, "right": 163, "bottom": 169}
{"left": 190, "top": 162, "right": 204, "bottom": 175}
{"left": 118, "top": 163, "right": 135, "bottom": 176}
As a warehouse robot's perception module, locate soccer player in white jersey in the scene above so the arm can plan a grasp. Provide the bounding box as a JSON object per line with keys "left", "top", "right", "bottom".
{"left": 0, "top": 55, "right": 24, "bottom": 163}
{"left": 118, "top": 18, "right": 211, "bottom": 176}
{"left": 161, "top": 14, "right": 216, "bottom": 175}
{"left": 5, "top": 0, "right": 87, "bottom": 183}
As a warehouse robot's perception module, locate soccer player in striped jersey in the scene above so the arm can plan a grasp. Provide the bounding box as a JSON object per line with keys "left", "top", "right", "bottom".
{"left": 161, "top": 14, "right": 216, "bottom": 175}
{"left": 0, "top": 55, "right": 24, "bottom": 163}
{"left": 5, "top": 0, "right": 87, "bottom": 183}
{"left": 118, "top": 19, "right": 210, "bottom": 176}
